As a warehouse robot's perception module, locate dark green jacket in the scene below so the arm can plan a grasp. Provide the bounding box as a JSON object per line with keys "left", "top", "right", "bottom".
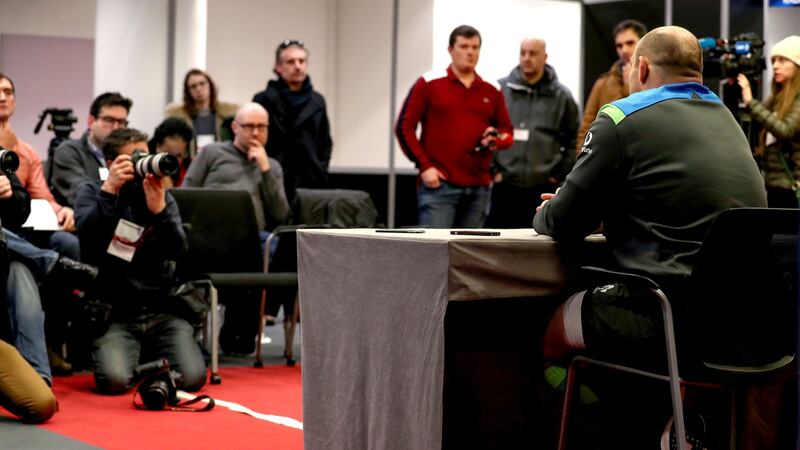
{"left": 748, "top": 94, "right": 800, "bottom": 189}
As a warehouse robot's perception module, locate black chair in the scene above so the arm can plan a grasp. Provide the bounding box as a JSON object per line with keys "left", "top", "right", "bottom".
{"left": 170, "top": 188, "right": 297, "bottom": 384}
{"left": 253, "top": 188, "right": 381, "bottom": 366}
{"left": 557, "top": 208, "right": 799, "bottom": 450}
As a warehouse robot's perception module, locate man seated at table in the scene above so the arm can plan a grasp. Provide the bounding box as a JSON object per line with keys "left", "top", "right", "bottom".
{"left": 74, "top": 128, "right": 206, "bottom": 393}
{"left": 533, "top": 26, "right": 767, "bottom": 448}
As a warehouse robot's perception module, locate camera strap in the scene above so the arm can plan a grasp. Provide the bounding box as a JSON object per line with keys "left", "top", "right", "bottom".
{"left": 133, "top": 388, "right": 216, "bottom": 412}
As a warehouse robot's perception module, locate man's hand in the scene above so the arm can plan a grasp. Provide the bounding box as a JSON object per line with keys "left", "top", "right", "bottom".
{"left": 0, "top": 122, "right": 17, "bottom": 150}
{"left": 247, "top": 140, "right": 270, "bottom": 172}
{"left": 493, "top": 172, "right": 503, "bottom": 183}
{"left": 421, "top": 167, "right": 446, "bottom": 189}
{"left": 56, "top": 206, "right": 76, "bottom": 232}
{"left": 737, "top": 74, "right": 753, "bottom": 104}
{"left": 101, "top": 154, "right": 134, "bottom": 195}
{"left": 536, "top": 188, "right": 561, "bottom": 213}
{"left": 0, "top": 174, "right": 12, "bottom": 199}
{"left": 479, "top": 127, "right": 499, "bottom": 151}
{"left": 142, "top": 174, "right": 167, "bottom": 214}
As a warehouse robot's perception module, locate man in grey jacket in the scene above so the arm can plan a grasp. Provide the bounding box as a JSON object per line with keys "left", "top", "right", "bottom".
{"left": 487, "top": 37, "right": 579, "bottom": 228}
{"left": 182, "top": 102, "right": 289, "bottom": 354}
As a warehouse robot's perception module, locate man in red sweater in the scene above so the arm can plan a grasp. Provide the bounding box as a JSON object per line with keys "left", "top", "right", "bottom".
{"left": 396, "top": 25, "right": 513, "bottom": 228}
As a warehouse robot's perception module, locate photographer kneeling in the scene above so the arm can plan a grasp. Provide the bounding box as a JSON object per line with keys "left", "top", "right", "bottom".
{"left": 74, "top": 128, "right": 206, "bottom": 394}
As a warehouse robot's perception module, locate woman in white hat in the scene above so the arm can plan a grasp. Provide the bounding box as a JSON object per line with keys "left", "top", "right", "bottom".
{"left": 738, "top": 35, "right": 800, "bottom": 208}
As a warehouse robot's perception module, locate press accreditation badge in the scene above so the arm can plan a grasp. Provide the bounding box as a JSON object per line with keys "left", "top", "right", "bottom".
{"left": 513, "top": 128, "right": 530, "bottom": 142}
{"left": 98, "top": 167, "right": 109, "bottom": 181}
{"left": 107, "top": 219, "right": 144, "bottom": 262}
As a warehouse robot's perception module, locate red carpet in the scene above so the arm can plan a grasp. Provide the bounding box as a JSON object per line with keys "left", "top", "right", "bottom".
{"left": 37, "top": 366, "right": 303, "bottom": 449}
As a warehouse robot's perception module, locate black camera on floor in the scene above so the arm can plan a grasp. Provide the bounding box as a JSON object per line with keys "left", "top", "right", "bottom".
{"left": 134, "top": 358, "right": 183, "bottom": 410}
{"left": 0, "top": 147, "right": 20, "bottom": 175}
{"left": 131, "top": 150, "right": 180, "bottom": 178}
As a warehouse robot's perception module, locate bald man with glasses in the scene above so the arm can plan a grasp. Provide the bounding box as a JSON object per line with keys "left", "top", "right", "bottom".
{"left": 183, "top": 102, "right": 289, "bottom": 355}
{"left": 252, "top": 39, "right": 333, "bottom": 202}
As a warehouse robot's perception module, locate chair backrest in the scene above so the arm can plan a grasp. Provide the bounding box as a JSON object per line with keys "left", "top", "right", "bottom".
{"left": 291, "top": 188, "right": 379, "bottom": 227}
{"left": 687, "top": 207, "right": 798, "bottom": 371}
{"left": 170, "top": 188, "right": 263, "bottom": 277}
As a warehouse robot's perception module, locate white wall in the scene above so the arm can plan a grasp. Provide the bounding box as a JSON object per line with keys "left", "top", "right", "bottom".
{"left": 205, "top": 0, "right": 333, "bottom": 110}
{"left": 95, "top": 0, "right": 169, "bottom": 140}
{"left": 0, "top": 0, "right": 95, "bottom": 39}
{"left": 172, "top": 0, "right": 208, "bottom": 102}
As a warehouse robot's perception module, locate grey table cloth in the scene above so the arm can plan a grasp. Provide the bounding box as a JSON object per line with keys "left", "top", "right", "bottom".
{"left": 298, "top": 229, "right": 568, "bottom": 450}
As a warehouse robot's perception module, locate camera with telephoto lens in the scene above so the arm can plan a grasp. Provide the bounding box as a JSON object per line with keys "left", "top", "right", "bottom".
{"left": 699, "top": 33, "right": 766, "bottom": 78}
{"left": 0, "top": 147, "right": 20, "bottom": 175}
{"left": 134, "top": 358, "right": 183, "bottom": 410}
{"left": 130, "top": 149, "right": 180, "bottom": 178}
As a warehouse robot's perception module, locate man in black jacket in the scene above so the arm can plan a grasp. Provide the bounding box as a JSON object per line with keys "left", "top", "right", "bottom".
{"left": 74, "top": 128, "right": 206, "bottom": 394}
{"left": 252, "top": 40, "right": 333, "bottom": 202}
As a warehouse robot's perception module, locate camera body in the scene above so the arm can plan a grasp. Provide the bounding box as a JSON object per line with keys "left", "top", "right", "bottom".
{"left": 700, "top": 33, "right": 766, "bottom": 78}
{"left": 474, "top": 130, "right": 499, "bottom": 152}
{"left": 130, "top": 150, "right": 180, "bottom": 178}
{"left": 0, "top": 147, "right": 20, "bottom": 175}
{"left": 134, "top": 358, "right": 183, "bottom": 410}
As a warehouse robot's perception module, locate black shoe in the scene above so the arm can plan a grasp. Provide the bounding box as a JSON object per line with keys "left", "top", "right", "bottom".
{"left": 49, "top": 256, "right": 99, "bottom": 290}
{"left": 48, "top": 349, "right": 73, "bottom": 376}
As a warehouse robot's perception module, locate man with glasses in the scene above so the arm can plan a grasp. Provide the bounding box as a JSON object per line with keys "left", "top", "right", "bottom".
{"left": 51, "top": 92, "right": 132, "bottom": 208}
{"left": 183, "top": 102, "right": 289, "bottom": 354}
{"left": 252, "top": 39, "right": 332, "bottom": 202}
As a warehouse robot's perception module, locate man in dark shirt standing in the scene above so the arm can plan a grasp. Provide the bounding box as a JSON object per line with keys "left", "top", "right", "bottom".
{"left": 487, "top": 37, "right": 579, "bottom": 228}
{"left": 252, "top": 40, "right": 332, "bottom": 202}
{"left": 396, "top": 25, "right": 513, "bottom": 228}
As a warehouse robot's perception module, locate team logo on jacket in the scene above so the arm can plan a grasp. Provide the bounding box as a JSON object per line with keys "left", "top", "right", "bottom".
{"left": 483, "top": 97, "right": 490, "bottom": 103}
{"left": 580, "top": 132, "right": 593, "bottom": 155}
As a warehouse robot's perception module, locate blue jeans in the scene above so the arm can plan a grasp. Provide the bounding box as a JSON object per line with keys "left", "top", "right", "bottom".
{"left": 4, "top": 229, "right": 59, "bottom": 278}
{"left": 417, "top": 181, "right": 490, "bottom": 228}
{"left": 49, "top": 231, "right": 81, "bottom": 261}
{"left": 92, "top": 313, "right": 207, "bottom": 394}
{"left": 5, "top": 262, "right": 50, "bottom": 384}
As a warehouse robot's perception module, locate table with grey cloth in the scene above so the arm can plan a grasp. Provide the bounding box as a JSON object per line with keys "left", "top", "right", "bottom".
{"left": 298, "top": 229, "right": 570, "bottom": 450}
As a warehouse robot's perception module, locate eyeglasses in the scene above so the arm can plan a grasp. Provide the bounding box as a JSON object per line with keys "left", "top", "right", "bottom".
{"left": 98, "top": 116, "right": 129, "bottom": 127}
{"left": 237, "top": 122, "right": 268, "bottom": 132}
{"left": 279, "top": 39, "right": 304, "bottom": 49}
{"left": 188, "top": 80, "right": 208, "bottom": 90}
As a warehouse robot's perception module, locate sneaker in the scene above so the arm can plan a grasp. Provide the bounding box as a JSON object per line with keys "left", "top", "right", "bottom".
{"left": 660, "top": 413, "right": 708, "bottom": 450}
{"left": 544, "top": 365, "right": 599, "bottom": 405}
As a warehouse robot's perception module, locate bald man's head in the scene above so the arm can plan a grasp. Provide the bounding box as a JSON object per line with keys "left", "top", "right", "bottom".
{"left": 519, "top": 37, "right": 548, "bottom": 83}
{"left": 632, "top": 26, "right": 703, "bottom": 82}
{"left": 233, "top": 102, "right": 269, "bottom": 149}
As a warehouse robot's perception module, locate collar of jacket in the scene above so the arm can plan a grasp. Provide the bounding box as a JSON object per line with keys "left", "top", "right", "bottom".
{"left": 505, "top": 64, "right": 558, "bottom": 95}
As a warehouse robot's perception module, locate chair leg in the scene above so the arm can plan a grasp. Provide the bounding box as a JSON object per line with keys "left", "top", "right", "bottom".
{"left": 654, "top": 289, "right": 687, "bottom": 450}
{"left": 557, "top": 361, "right": 580, "bottom": 450}
{"left": 284, "top": 294, "right": 299, "bottom": 366}
{"left": 209, "top": 284, "right": 221, "bottom": 384}
{"left": 729, "top": 389, "right": 737, "bottom": 450}
{"left": 254, "top": 288, "right": 267, "bottom": 368}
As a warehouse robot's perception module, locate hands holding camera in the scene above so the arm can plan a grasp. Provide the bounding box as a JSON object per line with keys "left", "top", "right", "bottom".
{"left": 101, "top": 154, "right": 167, "bottom": 214}
{"left": 0, "top": 174, "right": 12, "bottom": 200}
